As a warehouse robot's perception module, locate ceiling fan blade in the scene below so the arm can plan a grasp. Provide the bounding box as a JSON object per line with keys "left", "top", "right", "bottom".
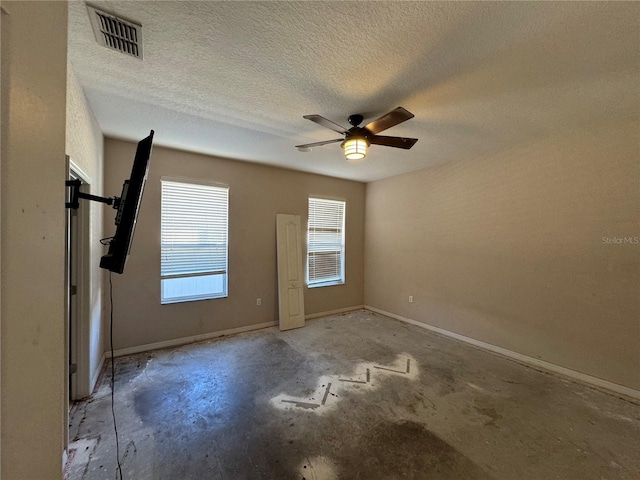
{"left": 364, "top": 107, "right": 414, "bottom": 134}
{"left": 303, "top": 115, "right": 349, "bottom": 134}
{"left": 369, "top": 135, "right": 418, "bottom": 149}
{"left": 295, "top": 138, "right": 343, "bottom": 149}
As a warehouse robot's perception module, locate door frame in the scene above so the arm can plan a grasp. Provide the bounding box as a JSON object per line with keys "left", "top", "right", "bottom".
{"left": 67, "top": 158, "right": 92, "bottom": 401}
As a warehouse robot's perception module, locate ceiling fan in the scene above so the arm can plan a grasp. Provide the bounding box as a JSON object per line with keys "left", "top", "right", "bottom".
{"left": 295, "top": 106, "right": 418, "bottom": 161}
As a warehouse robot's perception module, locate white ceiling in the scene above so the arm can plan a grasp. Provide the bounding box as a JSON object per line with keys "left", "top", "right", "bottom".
{"left": 68, "top": 1, "right": 638, "bottom": 182}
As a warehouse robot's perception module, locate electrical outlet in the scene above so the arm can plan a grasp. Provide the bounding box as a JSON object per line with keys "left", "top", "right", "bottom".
{"left": 409, "top": 296, "right": 413, "bottom": 303}
{"left": 257, "top": 298, "right": 262, "bottom": 306}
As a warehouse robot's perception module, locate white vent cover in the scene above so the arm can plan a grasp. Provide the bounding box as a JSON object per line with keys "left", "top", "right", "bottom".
{"left": 87, "top": 6, "right": 143, "bottom": 59}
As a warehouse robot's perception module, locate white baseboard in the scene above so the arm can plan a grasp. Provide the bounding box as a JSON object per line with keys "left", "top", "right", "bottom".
{"left": 305, "top": 305, "right": 364, "bottom": 320}
{"left": 110, "top": 321, "right": 277, "bottom": 358}
{"left": 365, "top": 305, "right": 640, "bottom": 401}
{"left": 110, "top": 307, "right": 364, "bottom": 358}
{"left": 107, "top": 306, "right": 364, "bottom": 359}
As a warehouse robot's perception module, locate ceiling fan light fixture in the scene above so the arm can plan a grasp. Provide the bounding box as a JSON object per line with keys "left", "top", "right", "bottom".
{"left": 342, "top": 137, "right": 369, "bottom": 161}
{"left": 296, "top": 107, "right": 417, "bottom": 159}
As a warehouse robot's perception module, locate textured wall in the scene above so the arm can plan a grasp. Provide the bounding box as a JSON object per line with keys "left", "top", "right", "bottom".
{"left": 1, "top": 1, "right": 68, "bottom": 477}
{"left": 103, "top": 139, "right": 365, "bottom": 350}
{"left": 65, "top": 64, "right": 105, "bottom": 396}
{"left": 365, "top": 118, "right": 639, "bottom": 391}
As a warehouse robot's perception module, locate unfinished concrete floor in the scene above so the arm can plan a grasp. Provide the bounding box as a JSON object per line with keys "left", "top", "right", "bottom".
{"left": 66, "top": 310, "right": 640, "bottom": 480}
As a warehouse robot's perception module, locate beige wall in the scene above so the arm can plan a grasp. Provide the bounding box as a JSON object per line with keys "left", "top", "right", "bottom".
{"left": 365, "top": 117, "right": 640, "bottom": 391}
{"left": 1, "top": 1, "right": 68, "bottom": 478}
{"left": 65, "top": 64, "right": 105, "bottom": 396}
{"left": 103, "top": 139, "right": 365, "bottom": 350}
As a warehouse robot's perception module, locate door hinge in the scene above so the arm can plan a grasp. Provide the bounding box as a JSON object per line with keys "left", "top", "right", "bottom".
{"left": 69, "top": 363, "right": 77, "bottom": 374}
{"left": 70, "top": 285, "right": 77, "bottom": 295}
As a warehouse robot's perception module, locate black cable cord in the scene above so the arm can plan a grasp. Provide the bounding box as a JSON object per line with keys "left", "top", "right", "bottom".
{"left": 109, "top": 271, "right": 124, "bottom": 480}
{"left": 100, "top": 237, "right": 114, "bottom": 245}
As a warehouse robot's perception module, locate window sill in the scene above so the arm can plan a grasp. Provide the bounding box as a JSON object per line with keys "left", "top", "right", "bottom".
{"left": 161, "top": 294, "right": 227, "bottom": 305}
{"left": 307, "top": 280, "right": 344, "bottom": 289}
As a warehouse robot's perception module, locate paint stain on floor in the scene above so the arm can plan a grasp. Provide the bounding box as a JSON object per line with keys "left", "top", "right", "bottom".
{"left": 299, "top": 456, "right": 338, "bottom": 480}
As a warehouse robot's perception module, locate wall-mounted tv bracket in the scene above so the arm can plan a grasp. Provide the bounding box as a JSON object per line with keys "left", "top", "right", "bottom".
{"left": 66, "top": 179, "right": 121, "bottom": 211}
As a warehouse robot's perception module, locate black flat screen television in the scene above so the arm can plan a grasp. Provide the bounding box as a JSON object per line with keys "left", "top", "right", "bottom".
{"left": 100, "top": 130, "right": 154, "bottom": 274}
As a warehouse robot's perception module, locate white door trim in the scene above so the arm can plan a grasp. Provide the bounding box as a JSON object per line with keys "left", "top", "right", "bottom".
{"left": 68, "top": 159, "right": 92, "bottom": 400}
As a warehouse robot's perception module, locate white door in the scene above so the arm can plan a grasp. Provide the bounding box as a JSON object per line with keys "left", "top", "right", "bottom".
{"left": 276, "top": 214, "right": 305, "bottom": 331}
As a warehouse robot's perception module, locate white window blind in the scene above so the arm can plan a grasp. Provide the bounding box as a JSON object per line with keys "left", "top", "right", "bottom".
{"left": 161, "top": 180, "right": 228, "bottom": 303}
{"left": 307, "top": 197, "right": 345, "bottom": 287}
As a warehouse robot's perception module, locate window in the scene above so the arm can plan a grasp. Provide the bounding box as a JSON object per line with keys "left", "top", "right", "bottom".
{"left": 307, "top": 197, "right": 345, "bottom": 287}
{"left": 161, "top": 180, "right": 228, "bottom": 303}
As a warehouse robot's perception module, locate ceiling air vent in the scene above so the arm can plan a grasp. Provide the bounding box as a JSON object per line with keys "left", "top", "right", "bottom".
{"left": 87, "top": 6, "right": 143, "bottom": 59}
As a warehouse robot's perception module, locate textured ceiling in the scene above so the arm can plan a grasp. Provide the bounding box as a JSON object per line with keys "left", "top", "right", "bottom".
{"left": 68, "top": 1, "right": 638, "bottom": 182}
